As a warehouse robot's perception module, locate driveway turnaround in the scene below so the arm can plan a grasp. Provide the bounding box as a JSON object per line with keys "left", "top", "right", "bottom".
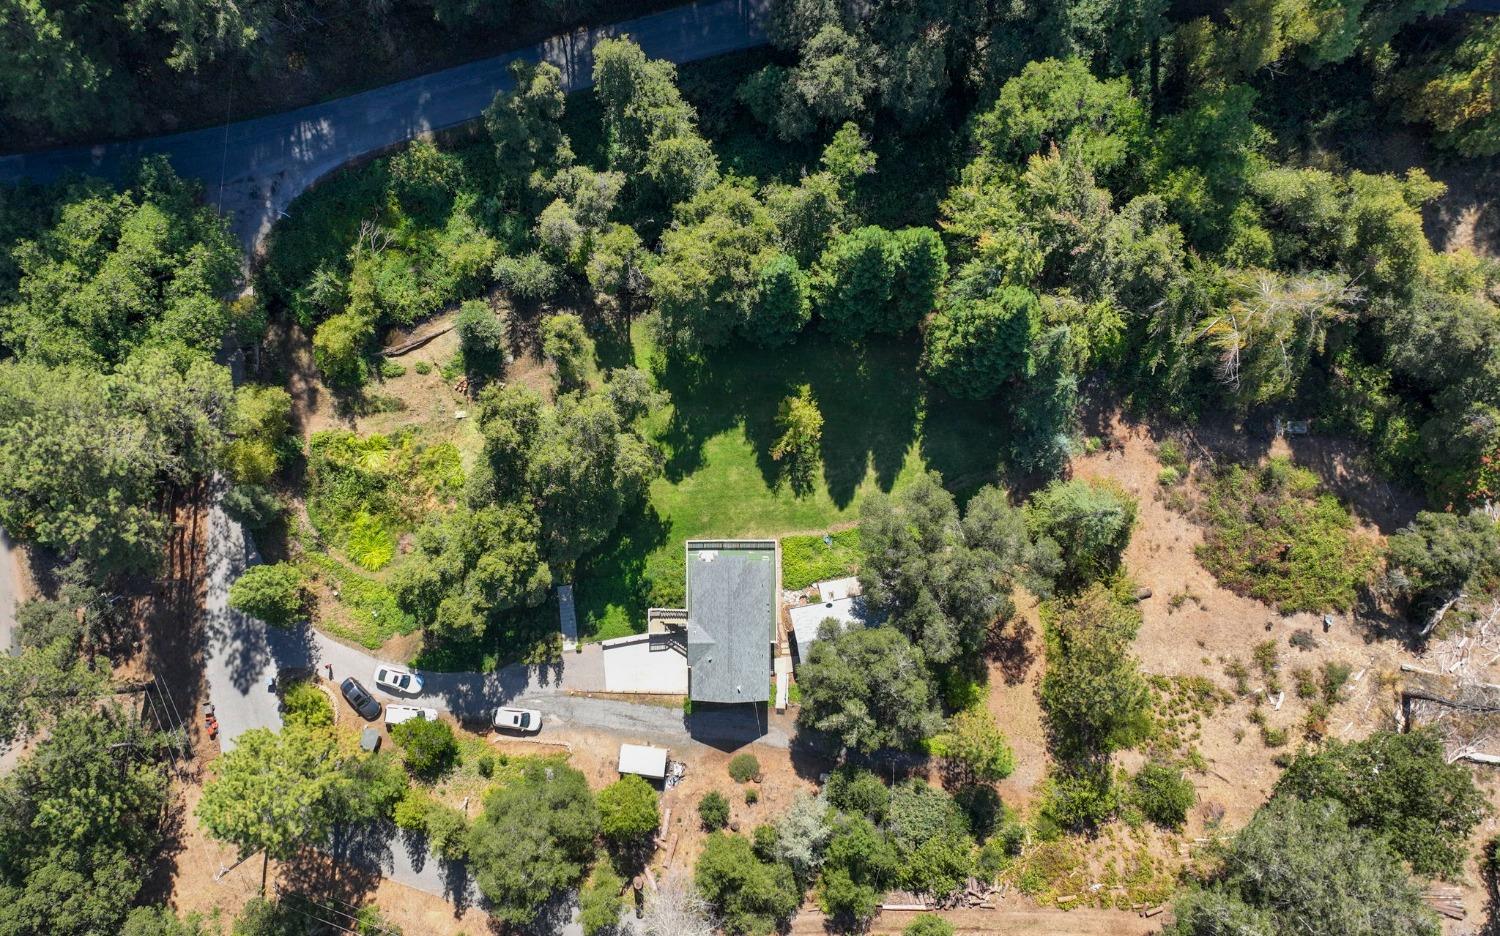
{"left": 0, "top": 0, "right": 769, "bottom": 250}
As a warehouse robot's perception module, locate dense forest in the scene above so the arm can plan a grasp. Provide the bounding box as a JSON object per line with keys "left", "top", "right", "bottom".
{"left": 1, "top": 0, "right": 1499, "bottom": 933}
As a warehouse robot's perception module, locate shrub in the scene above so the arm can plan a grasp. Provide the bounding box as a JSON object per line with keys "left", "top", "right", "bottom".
{"left": 379, "top": 359, "right": 406, "bottom": 379}
{"left": 1040, "top": 765, "right": 1119, "bottom": 831}
{"left": 745, "top": 787, "right": 760, "bottom": 804}
{"left": 540, "top": 312, "right": 595, "bottom": 391}
{"left": 579, "top": 863, "right": 625, "bottom": 936}
{"left": 728, "top": 753, "right": 761, "bottom": 783}
{"left": 772, "top": 793, "right": 831, "bottom": 883}
{"left": 426, "top": 801, "right": 469, "bottom": 861}
{"left": 780, "top": 529, "right": 862, "bottom": 590}
{"left": 281, "top": 680, "right": 332, "bottom": 729}
{"left": 390, "top": 718, "right": 458, "bottom": 780}
{"left": 1129, "top": 761, "right": 1196, "bottom": 829}
{"left": 1289, "top": 628, "right": 1319, "bottom": 651}
{"left": 699, "top": 791, "right": 730, "bottom": 830}
{"left": 904, "top": 829, "right": 976, "bottom": 898}
{"left": 1195, "top": 458, "right": 1378, "bottom": 613}
{"left": 228, "top": 562, "right": 306, "bottom": 627}
{"left": 927, "top": 706, "right": 1016, "bottom": 782}
{"left": 456, "top": 299, "right": 508, "bottom": 378}
{"left": 1320, "top": 661, "right": 1352, "bottom": 703}
{"left": 598, "top": 774, "right": 660, "bottom": 849}
{"left": 904, "top": 915, "right": 955, "bottom": 936}
{"left": 885, "top": 780, "right": 977, "bottom": 896}
{"left": 1292, "top": 667, "right": 1318, "bottom": 699}
{"left": 824, "top": 767, "right": 889, "bottom": 823}
{"left": 223, "top": 484, "right": 283, "bottom": 532}
{"left": 1026, "top": 478, "right": 1137, "bottom": 590}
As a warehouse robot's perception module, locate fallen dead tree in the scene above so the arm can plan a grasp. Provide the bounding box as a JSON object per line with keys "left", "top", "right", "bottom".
{"left": 382, "top": 322, "right": 454, "bottom": 356}
{"left": 1401, "top": 664, "right": 1500, "bottom": 763}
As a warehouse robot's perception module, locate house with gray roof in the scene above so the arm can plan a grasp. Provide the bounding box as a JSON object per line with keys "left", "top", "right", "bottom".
{"left": 675, "top": 539, "right": 777, "bottom": 704}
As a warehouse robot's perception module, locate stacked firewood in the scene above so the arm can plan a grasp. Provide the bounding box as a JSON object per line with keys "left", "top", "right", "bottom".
{"left": 1423, "top": 886, "right": 1466, "bottom": 921}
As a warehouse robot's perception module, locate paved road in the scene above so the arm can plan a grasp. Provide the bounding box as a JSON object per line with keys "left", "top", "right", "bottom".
{"left": 201, "top": 480, "right": 287, "bottom": 750}
{"left": 0, "top": 0, "right": 769, "bottom": 250}
{"left": 0, "top": 528, "right": 20, "bottom": 657}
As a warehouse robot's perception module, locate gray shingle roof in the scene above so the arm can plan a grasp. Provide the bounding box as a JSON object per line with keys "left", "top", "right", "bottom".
{"left": 685, "top": 540, "right": 776, "bottom": 703}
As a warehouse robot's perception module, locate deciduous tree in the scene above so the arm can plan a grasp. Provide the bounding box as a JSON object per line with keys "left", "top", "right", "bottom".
{"left": 467, "top": 760, "right": 599, "bottom": 926}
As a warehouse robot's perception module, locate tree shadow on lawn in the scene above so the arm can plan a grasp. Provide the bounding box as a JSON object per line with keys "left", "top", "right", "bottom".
{"left": 572, "top": 501, "right": 674, "bottom": 640}
{"left": 657, "top": 333, "right": 929, "bottom": 509}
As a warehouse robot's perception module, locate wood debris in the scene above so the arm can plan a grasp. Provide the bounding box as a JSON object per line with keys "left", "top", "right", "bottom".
{"left": 1423, "top": 886, "right": 1466, "bottom": 920}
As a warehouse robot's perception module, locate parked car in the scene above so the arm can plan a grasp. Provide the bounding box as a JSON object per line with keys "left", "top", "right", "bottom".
{"left": 385, "top": 705, "right": 438, "bottom": 727}
{"left": 373, "top": 665, "right": 424, "bottom": 695}
{"left": 493, "top": 707, "right": 542, "bottom": 733}
{"left": 340, "top": 677, "right": 381, "bottom": 721}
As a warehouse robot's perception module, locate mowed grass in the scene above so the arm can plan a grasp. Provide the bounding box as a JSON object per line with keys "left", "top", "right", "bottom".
{"left": 573, "top": 321, "right": 1010, "bottom": 640}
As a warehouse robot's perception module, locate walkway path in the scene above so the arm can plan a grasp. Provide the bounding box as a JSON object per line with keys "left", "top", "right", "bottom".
{"left": 0, "top": 0, "right": 769, "bottom": 250}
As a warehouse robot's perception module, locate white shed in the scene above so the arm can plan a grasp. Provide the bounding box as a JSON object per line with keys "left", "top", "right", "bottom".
{"left": 618, "top": 743, "right": 670, "bottom": 779}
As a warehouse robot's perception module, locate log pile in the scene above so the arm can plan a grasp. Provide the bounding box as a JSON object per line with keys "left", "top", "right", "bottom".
{"left": 1422, "top": 886, "right": 1466, "bottom": 920}
{"left": 959, "top": 878, "right": 998, "bottom": 909}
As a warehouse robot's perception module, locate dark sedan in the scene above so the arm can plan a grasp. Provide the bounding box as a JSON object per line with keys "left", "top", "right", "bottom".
{"left": 340, "top": 677, "right": 382, "bottom": 721}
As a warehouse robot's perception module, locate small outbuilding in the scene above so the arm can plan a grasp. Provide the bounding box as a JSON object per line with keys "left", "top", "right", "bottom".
{"left": 618, "top": 743, "right": 670, "bottom": 780}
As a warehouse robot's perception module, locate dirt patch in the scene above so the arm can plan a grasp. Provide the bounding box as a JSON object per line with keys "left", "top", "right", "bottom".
{"left": 278, "top": 300, "right": 559, "bottom": 455}
{"left": 1072, "top": 412, "right": 1412, "bottom": 828}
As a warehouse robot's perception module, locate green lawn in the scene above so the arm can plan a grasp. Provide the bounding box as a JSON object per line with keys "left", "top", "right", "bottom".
{"left": 573, "top": 322, "right": 1011, "bottom": 640}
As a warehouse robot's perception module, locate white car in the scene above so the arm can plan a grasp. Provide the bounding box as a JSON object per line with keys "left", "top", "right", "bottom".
{"left": 385, "top": 705, "right": 438, "bottom": 726}
{"left": 493, "top": 707, "right": 542, "bottom": 733}
{"left": 373, "top": 665, "right": 424, "bottom": 695}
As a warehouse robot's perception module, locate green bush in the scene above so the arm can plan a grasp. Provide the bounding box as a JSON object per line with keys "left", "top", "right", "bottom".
{"left": 345, "top": 510, "right": 397, "bottom": 571}
{"left": 728, "top": 753, "right": 761, "bottom": 783}
{"left": 745, "top": 787, "right": 760, "bottom": 804}
{"left": 1040, "top": 765, "right": 1119, "bottom": 831}
{"left": 1026, "top": 478, "right": 1137, "bottom": 590}
{"left": 414, "top": 360, "right": 434, "bottom": 375}
{"left": 390, "top": 717, "right": 459, "bottom": 780}
{"left": 1129, "top": 761, "right": 1196, "bottom": 829}
{"left": 456, "top": 299, "right": 508, "bottom": 378}
{"left": 780, "top": 529, "right": 863, "bottom": 590}
{"left": 228, "top": 563, "right": 307, "bottom": 627}
{"left": 597, "top": 774, "right": 660, "bottom": 849}
{"left": 281, "top": 680, "right": 332, "bottom": 729}
{"left": 903, "top": 915, "right": 955, "bottom": 936}
{"left": 425, "top": 801, "right": 470, "bottom": 861}
{"left": 1195, "top": 458, "right": 1377, "bottom": 613}
{"left": 824, "top": 767, "right": 890, "bottom": 823}
{"left": 579, "top": 863, "right": 625, "bottom": 936}
{"left": 699, "top": 791, "right": 731, "bottom": 830}
{"left": 223, "top": 484, "right": 284, "bottom": 535}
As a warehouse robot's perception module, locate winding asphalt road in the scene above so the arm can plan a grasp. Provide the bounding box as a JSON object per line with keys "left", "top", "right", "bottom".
{"left": 0, "top": 0, "right": 769, "bottom": 250}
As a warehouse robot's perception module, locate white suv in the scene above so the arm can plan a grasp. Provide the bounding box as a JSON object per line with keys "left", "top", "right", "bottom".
{"left": 493, "top": 707, "right": 542, "bottom": 733}
{"left": 373, "top": 665, "right": 424, "bottom": 695}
